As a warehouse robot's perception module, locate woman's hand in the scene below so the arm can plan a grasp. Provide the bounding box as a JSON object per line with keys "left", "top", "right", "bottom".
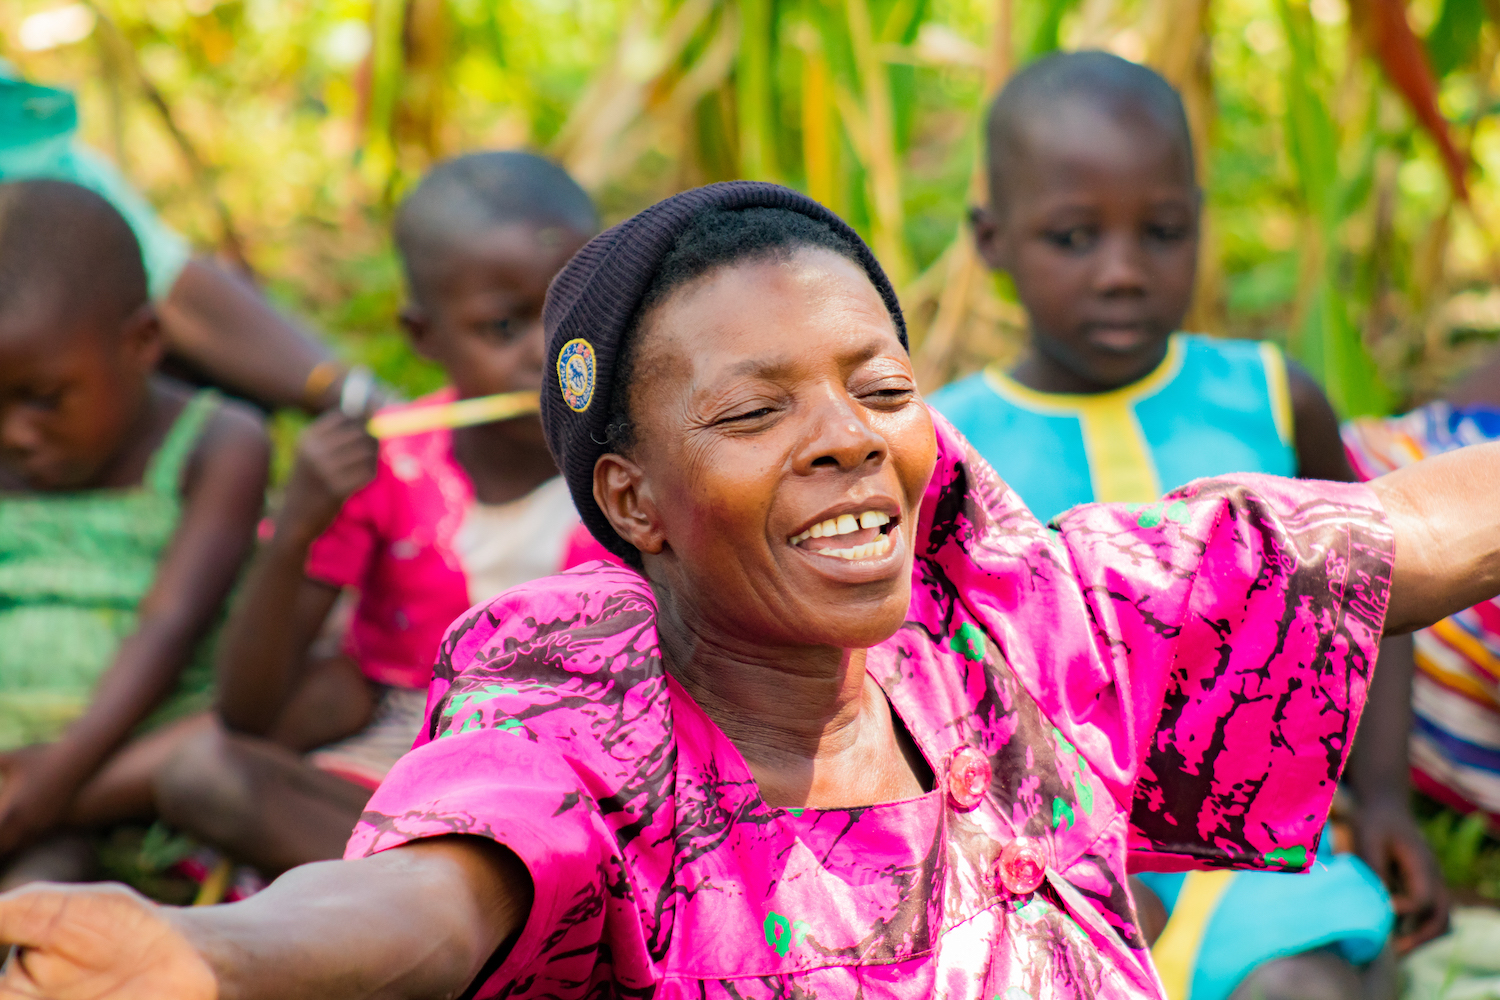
{"left": 6, "top": 841, "right": 528, "bottom": 1000}
{"left": 277, "top": 412, "right": 378, "bottom": 546}
{"left": 0, "top": 883, "right": 215, "bottom": 999}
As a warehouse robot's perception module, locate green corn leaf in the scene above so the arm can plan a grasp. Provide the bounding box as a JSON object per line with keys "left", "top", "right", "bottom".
{"left": 1276, "top": 0, "right": 1339, "bottom": 223}
{"left": 1427, "top": 0, "right": 1485, "bottom": 79}
{"left": 1026, "top": 0, "right": 1084, "bottom": 60}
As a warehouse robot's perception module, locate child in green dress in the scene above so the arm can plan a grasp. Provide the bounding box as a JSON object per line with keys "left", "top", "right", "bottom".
{"left": 0, "top": 179, "right": 269, "bottom": 886}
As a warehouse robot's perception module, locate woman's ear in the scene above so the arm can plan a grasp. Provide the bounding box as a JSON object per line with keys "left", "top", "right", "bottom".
{"left": 593, "top": 452, "right": 665, "bottom": 556}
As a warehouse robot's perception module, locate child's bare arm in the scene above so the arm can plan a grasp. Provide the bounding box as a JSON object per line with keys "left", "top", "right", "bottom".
{"left": 0, "top": 836, "right": 530, "bottom": 1000}
{"left": 1282, "top": 360, "right": 1449, "bottom": 941}
{"left": 1286, "top": 361, "right": 1360, "bottom": 482}
{"left": 0, "top": 401, "right": 270, "bottom": 857}
{"left": 215, "top": 411, "right": 376, "bottom": 735}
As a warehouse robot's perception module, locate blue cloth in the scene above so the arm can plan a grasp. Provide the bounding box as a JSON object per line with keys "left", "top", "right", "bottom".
{"left": 928, "top": 334, "right": 1297, "bottom": 523}
{"left": 1136, "top": 827, "right": 1393, "bottom": 1000}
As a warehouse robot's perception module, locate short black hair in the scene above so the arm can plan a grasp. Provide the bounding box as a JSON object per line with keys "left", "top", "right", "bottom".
{"left": 0, "top": 179, "right": 147, "bottom": 333}
{"left": 394, "top": 150, "right": 598, "bottom": 305}
{"left": 604, "top": 206, "right": 870, "bottom": 457}
{"left": 985, "top": 51, "right": 1194, "bottom": 214}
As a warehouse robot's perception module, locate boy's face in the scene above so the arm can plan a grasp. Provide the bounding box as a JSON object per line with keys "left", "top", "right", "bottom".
{"left": 973, "top": 98, "right": 1200, "bottom": 390}
{"left": 402, "top": 221, "right": 593, "bottom": 405}
{"left": 0, "top": 302, "right": 160, "bottom": 490}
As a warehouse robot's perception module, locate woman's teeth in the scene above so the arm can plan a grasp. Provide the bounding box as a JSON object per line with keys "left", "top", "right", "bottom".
{"left": 810, "top": 533, "right": 894, "bottom": 561}
{"left": 792, "top": 512, "right": 882, "bottom": 542}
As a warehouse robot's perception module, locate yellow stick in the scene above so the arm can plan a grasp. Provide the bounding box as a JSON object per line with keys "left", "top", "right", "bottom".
{"left": 367, "top": 391, "right": 542, "bottom": 439}
{"left": 193, "top": 857, "right": 234, "bottom": 906}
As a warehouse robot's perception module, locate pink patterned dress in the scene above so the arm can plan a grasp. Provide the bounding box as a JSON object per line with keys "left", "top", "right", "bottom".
{"left": 347, "top": 413, "right": 1393, "bottom": 1000}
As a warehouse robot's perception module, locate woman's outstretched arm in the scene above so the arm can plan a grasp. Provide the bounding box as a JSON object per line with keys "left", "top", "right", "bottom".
{"left": 1373, "top": 440, "right": 1500, "bottom": 634}
{"left": 0, "top": 837, "right": 531, "bottom": 1000}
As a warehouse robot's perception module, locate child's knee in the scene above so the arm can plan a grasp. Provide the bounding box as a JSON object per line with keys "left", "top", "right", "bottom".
{"left": 1229, "top": 949, "right": 1390, "bottom": 1000}
{"left": 153, "top": 725, "right": 258, "bottom": 837}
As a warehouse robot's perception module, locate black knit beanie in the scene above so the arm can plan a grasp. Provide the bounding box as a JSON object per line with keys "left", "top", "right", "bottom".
{"left": 541, "top": 181, "right": 908, "bottom": 561}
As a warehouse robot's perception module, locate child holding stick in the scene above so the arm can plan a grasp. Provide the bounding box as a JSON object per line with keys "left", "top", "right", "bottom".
{"left": 152, "top": 152, "right": 598, "bottom": 877}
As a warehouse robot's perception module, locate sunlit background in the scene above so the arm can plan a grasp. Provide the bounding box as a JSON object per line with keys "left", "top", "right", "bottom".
{"left": 3, "top": 0, "right": 1498, "bottom": 417}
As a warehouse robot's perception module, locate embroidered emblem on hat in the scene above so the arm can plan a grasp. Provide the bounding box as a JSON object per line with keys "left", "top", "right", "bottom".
{"left": 557, "top": 338, "right": 596, "bottom": 413}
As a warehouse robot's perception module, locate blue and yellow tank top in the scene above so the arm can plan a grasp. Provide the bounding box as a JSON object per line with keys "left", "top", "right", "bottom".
{"left": 928, "top": 334, "right": 1296, "bottom": 523}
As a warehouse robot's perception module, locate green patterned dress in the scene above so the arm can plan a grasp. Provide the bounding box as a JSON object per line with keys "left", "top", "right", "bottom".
{"left": 0, "top": 391, "right": 222, "bottom": 751}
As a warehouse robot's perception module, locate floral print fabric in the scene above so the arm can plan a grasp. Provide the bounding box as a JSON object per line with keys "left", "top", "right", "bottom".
{"left": 348, "top": 412, "right": 1394, "bottom": 1000}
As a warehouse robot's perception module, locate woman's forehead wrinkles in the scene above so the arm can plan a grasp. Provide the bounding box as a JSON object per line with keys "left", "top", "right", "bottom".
{"left": 691, "top": 334, "right": 894, "bottom": 389}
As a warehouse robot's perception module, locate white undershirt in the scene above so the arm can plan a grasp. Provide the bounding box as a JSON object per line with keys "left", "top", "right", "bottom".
{"left": 452, "top": 476, "right": 578, "bottom": 605}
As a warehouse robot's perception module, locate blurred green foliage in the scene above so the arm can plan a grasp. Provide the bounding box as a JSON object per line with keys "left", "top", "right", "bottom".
{"left": 3, "top": 0, "right": 1499, "bottom": 405}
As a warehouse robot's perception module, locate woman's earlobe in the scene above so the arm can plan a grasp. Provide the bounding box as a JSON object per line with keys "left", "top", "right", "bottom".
{"left": 593, "top": 454, "right": 666, "bottom": 555}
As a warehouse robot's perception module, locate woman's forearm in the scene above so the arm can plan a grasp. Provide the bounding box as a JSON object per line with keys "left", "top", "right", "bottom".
{"left": 1371, "top": 440, "right": 1500, "bottom": 634}
{"left": 175, "top": 840, "right": 529, "bottom": 1000}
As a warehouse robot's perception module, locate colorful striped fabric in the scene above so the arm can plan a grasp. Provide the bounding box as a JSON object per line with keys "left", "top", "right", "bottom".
{"left": 1344, "top": 402, "right": 1500, "bottom": 822}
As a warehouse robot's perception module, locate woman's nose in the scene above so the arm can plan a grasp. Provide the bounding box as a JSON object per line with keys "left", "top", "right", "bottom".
{"left": 798, "top": 396, "right": 886, "bottom": 472}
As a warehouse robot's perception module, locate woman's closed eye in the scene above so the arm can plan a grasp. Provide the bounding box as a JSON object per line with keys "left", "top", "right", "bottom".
{"left": 858, "top": 384, "right": 915, "bottom": 409}
{"left": 716, "top": 405, "right": 778, "bottom": 425}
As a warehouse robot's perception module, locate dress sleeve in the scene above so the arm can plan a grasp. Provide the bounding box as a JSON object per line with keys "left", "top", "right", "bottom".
{"left": 1054, "top": 475, "right": 1394, "bottom": 872}
{"left": 345, "top": 567, "right": 662, "bottom": 998}
{"left": 348, "top": 728, "right": 624, "bottom": 995}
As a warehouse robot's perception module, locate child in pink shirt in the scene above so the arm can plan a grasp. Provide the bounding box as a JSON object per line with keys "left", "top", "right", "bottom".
{"left": 152, "top": 152, "right": 597, "bottom": 876}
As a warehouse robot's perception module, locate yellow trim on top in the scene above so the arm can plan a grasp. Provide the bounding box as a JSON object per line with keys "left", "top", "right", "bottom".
{"left": 983, "top": 336, "right": 1187, "bottom": 504}
{"left": 1150, "top": 869, "right": 1238, "bottom": 1000}
{"left": 1258, "top": 342, "right": 1295, "bottom": 449}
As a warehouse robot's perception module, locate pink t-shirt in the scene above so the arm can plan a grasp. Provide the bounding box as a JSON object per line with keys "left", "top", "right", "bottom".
{"left": 306, "top": 390, "right": 577, "bottom": 689}
{"left": 349, "top": 412, "right": 1393, "bottom": 999}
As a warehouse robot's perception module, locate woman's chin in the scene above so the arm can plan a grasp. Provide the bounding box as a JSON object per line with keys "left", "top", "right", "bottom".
{"left": 782, "top": 545, "right": 913, "bottom": 649}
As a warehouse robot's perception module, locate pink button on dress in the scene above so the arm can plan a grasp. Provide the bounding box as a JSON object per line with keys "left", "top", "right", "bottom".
{"left": 348, "top": 410, "right": 1393, "bottom": 1000}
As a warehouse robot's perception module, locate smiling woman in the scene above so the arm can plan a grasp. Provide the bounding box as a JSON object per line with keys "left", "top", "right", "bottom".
{"left": 3, "top": 182, "right": 1500, "bottom": 1000}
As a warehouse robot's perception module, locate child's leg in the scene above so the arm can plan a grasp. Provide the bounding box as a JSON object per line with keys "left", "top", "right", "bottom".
{"left": 0, "top": 714, "right": 212, "bottom": 889}
{"left": 1228, "top": 948, "right": 1397, "bottom": 1000}
{"left": 65, "top": 712, "right": 215, "bottom": 826}
{"left": 154, "top": 724, "right": 373, "bottom": 876}
{"left": 264, "top": 653, "right": 376, "bottom": 752}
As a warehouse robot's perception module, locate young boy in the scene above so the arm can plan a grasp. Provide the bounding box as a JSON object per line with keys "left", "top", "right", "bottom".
{"left": 0, "top": 180, "right": 269, "bottom": 885}
{"left": 152, "top": 152, "right": 599, "bottom": 876}
{"left": 929, "top": 52, "right": 1441, "bottom": 1000}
